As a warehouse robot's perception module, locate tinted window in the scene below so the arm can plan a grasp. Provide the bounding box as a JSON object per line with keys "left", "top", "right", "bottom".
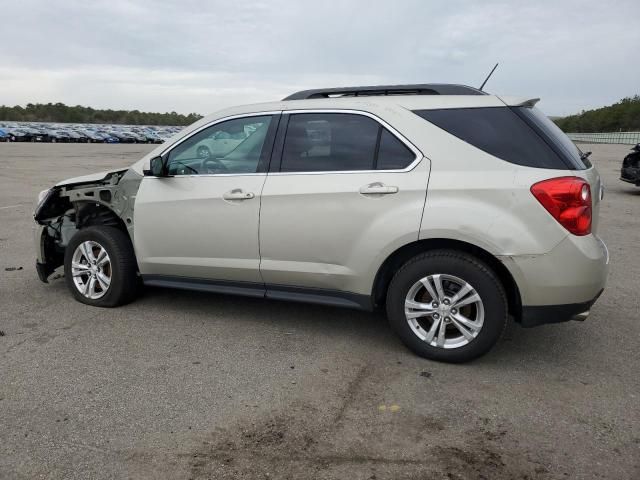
{"left": 166, "top": 115, "right": 272, "bottom": 175}
{"left": 280, "top": 113, "right": 379, "bottom": 172}
{"left": 377, "top": 128, "right": 415, "bottom": 169}
{"left": 515, "top": 107, "right": 588, "bottom": 169}
{"left": 414, "top": 107, "right": 567, "bottom": 169}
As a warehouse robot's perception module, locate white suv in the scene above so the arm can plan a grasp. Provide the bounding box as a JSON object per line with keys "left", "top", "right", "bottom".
{"left": 33, "top": 84, "right": 609, "bottom": 362}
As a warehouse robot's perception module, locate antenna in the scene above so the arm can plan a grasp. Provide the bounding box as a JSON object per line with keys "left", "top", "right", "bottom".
{"left": 479, "top": 63, "right": 499, "bottom": 91}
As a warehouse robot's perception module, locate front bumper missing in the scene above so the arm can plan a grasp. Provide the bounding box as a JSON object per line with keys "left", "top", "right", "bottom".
{"left": 33, "top": 223, "right": 62, "bottom": 283}
{"left": 35, "top": 261, "right": 56, "bottom": 283}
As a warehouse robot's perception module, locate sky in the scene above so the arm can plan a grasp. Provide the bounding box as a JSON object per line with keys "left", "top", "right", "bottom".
{"left": 1, "top": 0, "right": 638, "bottom": 117}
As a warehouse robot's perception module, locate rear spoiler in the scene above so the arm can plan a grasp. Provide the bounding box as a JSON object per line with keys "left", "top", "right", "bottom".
{"left": 498, "top": 96, "right": 540, "bottom": 108}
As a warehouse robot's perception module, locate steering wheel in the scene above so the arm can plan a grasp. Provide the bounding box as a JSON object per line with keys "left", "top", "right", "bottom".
{"left": 201, "top": 158, "right": 228, "bottom": 174}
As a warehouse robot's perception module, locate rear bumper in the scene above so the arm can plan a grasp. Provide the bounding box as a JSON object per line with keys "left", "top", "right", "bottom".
{"left": 520, "top": 289, "right": 603, "bottom": 327}
{"left": 500, "top": 234, "right": 609, "bottom": 323}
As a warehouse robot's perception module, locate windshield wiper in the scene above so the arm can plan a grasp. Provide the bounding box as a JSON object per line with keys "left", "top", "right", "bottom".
{"left": 580, "top": 151, "right": 592, "bottom": 161}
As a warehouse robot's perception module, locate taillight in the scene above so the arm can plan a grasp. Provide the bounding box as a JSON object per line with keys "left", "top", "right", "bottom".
{"left": 530, "top": 177, "right": 592, "bottom": 236}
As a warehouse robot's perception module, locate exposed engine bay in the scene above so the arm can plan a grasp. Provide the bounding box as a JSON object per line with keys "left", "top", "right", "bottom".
{"left": 33, "top": 169, "right": 142, "bottom": 281}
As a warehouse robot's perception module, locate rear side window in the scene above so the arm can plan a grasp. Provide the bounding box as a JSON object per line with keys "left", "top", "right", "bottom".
{"left": 280, "top": 113, "right": 416, "bottom": 172}
{"left": 515, "top": 107, "right": 589, "bottom": 169}
{"left": 414, "top": 107, "right": 569, "bottom": 169}
{"left": 377, "top": 129, "right": 415, "bottom": 169}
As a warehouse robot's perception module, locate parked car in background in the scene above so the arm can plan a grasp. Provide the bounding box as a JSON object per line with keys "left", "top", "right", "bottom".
{"left": 18, "top": 127, "right": 46, "bottom": 142}
{"left": 0, "top": 121, "right": 181, "bottom": 143}
{"left": 141, "top": 131, "right": 163, "bottom": 143}
{"left": 6, "top": 128, "right": 27, "bottom": 142}
{"left": 67, "top": 131, "right": 83, "bottom": 143}
{"left": 32, "top": 127, "right": 51, "bottom": 142}
{"left": 33, "top": 83, "right": 609, "bottom": 362}
{"left": 183, "top": 122, "right": 258, "bottom": 159}
{"left": 110, "top": 131, "right": 137, "bottom": 143}
{"left": 49, "top": 130, "right": 71, "bottom": 143}
{"left": 80, "top": 130, "right": 104, "bottom": 143}
{"left": 95, "top": 131, "right": 120, "bottom": 143}
{"left": 620, "top": 143, "right": 640, "bottom": 187}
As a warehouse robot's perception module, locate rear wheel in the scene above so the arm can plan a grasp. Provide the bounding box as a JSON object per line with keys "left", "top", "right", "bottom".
{"left": 64, "top": 226, "right": 138, "bottom": 307}
{"left": 386, "top": 250, "right": 507, "bottom": 363}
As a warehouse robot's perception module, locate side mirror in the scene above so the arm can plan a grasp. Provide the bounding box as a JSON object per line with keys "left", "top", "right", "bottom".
{"left": 143, "top": 156, "right": 165, "bottom": 176}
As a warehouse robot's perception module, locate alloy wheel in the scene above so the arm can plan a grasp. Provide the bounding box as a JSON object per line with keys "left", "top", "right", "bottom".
{"left": 404, "top": 274, "right": 484, "bottom": 349}
{"left": 71, "top": 241, "right": 112, "bottom": 299}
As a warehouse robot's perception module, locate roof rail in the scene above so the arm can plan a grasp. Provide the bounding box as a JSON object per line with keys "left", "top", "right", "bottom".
{"left": 283, "top": 83, "right": 486, "bottom": 100}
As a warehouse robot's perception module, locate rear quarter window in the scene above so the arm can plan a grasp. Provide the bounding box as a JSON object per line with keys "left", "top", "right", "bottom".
{"left": 414, "top": 107, "right": 571, "bottom": 169}
{"left": 376, "top": 129, "right": 415, "bottom": 170}
{"left": 514, "top": 106, "right": 589, "bottom": 169}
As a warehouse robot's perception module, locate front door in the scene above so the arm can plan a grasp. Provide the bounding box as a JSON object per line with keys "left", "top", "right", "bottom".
{"left": 134, "top": 113, "right": 278, "bottom": 284}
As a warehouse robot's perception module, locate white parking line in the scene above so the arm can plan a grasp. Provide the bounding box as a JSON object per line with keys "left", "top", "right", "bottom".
{"left": 0, "top": 204, "right": 25, "bottom": 210}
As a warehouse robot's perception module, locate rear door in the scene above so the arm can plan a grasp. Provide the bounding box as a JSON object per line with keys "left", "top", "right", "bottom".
{"left": 259, "top": 110, "right": 429, "bottom": 296}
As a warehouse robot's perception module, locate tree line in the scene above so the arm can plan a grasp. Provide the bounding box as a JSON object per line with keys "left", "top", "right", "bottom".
{"left": 3, "top": 96, "right": 639, "bottom": 131}
{"left": 554, "top": 95, "right": 640, "bottom": 133}
{"left": 0, "top": 102, "right": 203, "bottom": 126}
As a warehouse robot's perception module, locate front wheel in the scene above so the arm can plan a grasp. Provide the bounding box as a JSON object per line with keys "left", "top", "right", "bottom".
{"left": 386, "top": 250, "right": 507, "bottom": 363}
{"left": 64, "top": 226, "right": 139, "bottom": 307}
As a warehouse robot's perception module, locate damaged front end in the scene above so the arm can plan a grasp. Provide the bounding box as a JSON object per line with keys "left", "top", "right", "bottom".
{"left": 33, "top": 168, "right": 142, "bottom": 282}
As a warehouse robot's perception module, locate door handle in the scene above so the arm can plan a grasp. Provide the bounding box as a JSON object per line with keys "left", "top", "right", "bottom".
{"left": 359, "top": 182, "right": 399, "bottom": 195}
{"left": 223, "top": 189, "right": 255, "bottom": 201}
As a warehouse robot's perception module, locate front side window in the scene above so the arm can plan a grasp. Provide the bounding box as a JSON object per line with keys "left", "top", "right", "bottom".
{"left": 280, "top": 113, "right": 415, "bottom": 172}
{"left": 166, "top": 115, "right": 273, "bottom": 175}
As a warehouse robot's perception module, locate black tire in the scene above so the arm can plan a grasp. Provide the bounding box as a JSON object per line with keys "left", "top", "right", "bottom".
{"left": 386, "top": 250, "right": 507, "bottom": 363}
{"left": 64, "top": 226, "right": 139, "bottom": 307}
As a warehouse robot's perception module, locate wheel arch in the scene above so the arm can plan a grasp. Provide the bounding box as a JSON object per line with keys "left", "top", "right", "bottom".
{"left": 74, "top": 201, "right": 129, "bottom": 233}
{"left": 372, "top": 238, "right": 522, "bottom": 322}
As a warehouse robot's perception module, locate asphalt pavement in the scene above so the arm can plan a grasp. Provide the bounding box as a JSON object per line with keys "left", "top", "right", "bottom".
{"left": 1, "top": 143, "right": 638, "bottom": 479}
